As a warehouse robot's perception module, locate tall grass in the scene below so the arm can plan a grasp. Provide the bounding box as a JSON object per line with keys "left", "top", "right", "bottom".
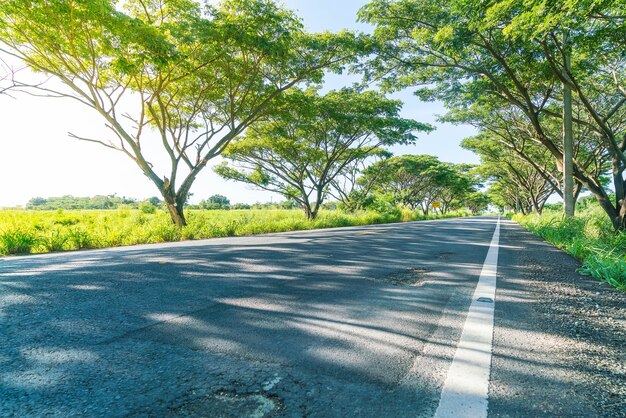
{"left": 0, "top": 229, "right": 38, "bottom": 254}
{"left": 0, "top": 208, "right": 468, "bottom": 256}
{"left": 513, "top": 206, "right": 626, "bottom": 291}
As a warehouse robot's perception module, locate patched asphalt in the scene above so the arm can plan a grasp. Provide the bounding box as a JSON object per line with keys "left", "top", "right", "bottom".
{"left": 0, "top": 217, "right": 623, "bottom": 417}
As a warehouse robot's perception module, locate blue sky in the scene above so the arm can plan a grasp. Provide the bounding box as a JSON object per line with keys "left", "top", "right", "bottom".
{"left": 0, "top": 0, "right": 478, "bottom": 207}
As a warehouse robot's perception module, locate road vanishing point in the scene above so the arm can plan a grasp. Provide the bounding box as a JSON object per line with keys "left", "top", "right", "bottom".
{"left": 1, "top": 217, "right": 624, "bottom": 417}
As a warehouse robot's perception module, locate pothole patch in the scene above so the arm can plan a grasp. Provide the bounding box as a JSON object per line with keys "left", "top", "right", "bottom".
{"left": 384, "top": 268, "right": 430, "bottom": 286}
{"left": 169, "top": 391, "right": 279, "bottom": 418}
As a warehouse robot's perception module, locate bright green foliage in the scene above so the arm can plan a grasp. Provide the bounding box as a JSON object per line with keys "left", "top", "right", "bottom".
{"left": 139, "top": 202, "right": 158, "bottom": 214}
{"left": 363, "top": 155, "right": 478, "bottom": 214}
{"left": 436, "top": 163, "right": 481, "bottom": 214}
{"left": 331, "top": 149, "right": 392, "bottom": 212}
{"left": 0, "top": 208, "right": 469, "bottom": 256}
{"left": 26, "top": 195, "right": 138, "bottom": 210}
{"left": 0, "top": 228, "right": 38, "bottom": 254}
{"left": 360, "top": 0, "right": 626, "bottom": 229}
{"left": 216, "top": 88, "right": 430, "bottom": 219}
{"left": 465, "top": 192, "right": 490, "bottom": 215}
{"left": 514, "top": 206, "right": 626, "bottom": 291}
{"left": 200, "top": 194, "right": 231, "bottom": 210}
{"left": 462, "top": 132, "right": 558, "bottom": 214}
{"left": 0, "top": 0, "right": 363, "bottom": 226}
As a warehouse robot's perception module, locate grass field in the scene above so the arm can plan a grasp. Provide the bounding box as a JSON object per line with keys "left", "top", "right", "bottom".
{"left": 0, "top": 208, "right": 466, "bottom": 256}
{"left": 513, "top": 207, "right": 626, "bottom": 291}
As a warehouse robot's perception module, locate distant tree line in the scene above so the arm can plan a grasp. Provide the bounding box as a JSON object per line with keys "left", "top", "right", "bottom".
{"left": 26, "top": 195, "right": 145, "bottom": 210}
{"left": 192, "top": 195, "right": 297, "bottom": 211}
{"left": 23, "top": 194, "right": 302, "bottom": 212}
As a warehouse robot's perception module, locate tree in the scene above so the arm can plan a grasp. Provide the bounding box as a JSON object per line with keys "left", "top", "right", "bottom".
{"left": 365, "top": 154, "right": 462, "bottom": 214}
{"left": 146, "top": 197, "right": 161, "bottom": 207}
{"left": 360, "top": 0, "right": 626, "bottom": 229}
{"left": 446, "top": 102, "right": 611, "bottom": 206}
{"left": 0, "top": 0, "right": 362, "bottom": 226}
{"left": 465, "top": 192, "right": 490, "bottom": 215}
{"left": 232, "top": 203, "right": 251, "bottom": 210}
{"left": 215, "top": 89, "right": 429, "bottom": 219}
{"left": 463, "top": 134, "right": 557, "bottom": 215}
{"left": 435, "top": 164, "right": 478, "bottom": 214}
{"left": 201, "top": 194, "right": 231, "bottom": 210}
{"left": 328, "top": 148, "right": 392, "bottom": 211}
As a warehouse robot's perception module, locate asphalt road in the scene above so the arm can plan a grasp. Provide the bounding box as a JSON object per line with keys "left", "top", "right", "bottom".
{"left": 0, "top": 217, "right": 624, "bottom": 417}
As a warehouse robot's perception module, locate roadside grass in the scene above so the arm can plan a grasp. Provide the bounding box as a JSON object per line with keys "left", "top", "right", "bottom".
{"left": 0, "top": 208, "right": 468, "bottom": 256}
{"left": 513, "top": 207, "right": 626, "bottom": 291}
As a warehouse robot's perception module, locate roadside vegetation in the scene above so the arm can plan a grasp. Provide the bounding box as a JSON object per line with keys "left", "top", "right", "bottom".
{"left": 0, "top": 207, "right": 468, "bottom": 256}
{"left": 513, "top": 202, "right": 626, "bottom": 291}
{"left": 0, "top": 0, "right": 624, "bottom": 292}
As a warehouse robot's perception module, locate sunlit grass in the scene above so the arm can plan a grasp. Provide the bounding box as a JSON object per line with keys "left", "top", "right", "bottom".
{"left": 0, "top": 208, "right": 468, "bottom": 256}
{"left": 513, "top": 207, "right": 626, "bottom": 291}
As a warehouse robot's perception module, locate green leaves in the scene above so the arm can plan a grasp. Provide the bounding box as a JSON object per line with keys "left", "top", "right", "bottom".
{"left": 361, "top": 0, "right": 626, "bottom": 228}
{"left": 363, "top": 154, "right": 477, "bottom": 213}
{"left": 0, "top": 0, "right": 366, "bottom": 225}
{"left": 217, "top": 88, "right": 429, "bottom": 219}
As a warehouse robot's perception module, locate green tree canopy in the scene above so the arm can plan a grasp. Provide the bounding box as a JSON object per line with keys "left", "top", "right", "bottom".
{"left": 360, "top": 0, "right": 626, "bottom": 229}
{"left": 215, "top": 88, "right": 430, "bottom": 219}
{"left": 364, "top": 154, "right": 474, "bottom": 214}
{"left": 0, "top": 0, "right": 364, "bottom": 225}
{"left": 463, "top": 134, "right": 556, "bottom": 214}
{"left": 200, "top": 194, "right": 231, "bottom": 210}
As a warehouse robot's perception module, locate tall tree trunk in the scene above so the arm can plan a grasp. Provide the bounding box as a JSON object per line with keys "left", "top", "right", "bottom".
{"left": 164, "top": 200, "right": 186, "bottom": 226}
{"left": 572, "top": 163, "right": 623, "bottom": 230}
{"left": 562, "top": 31, "right": 575, "bottom": 217}
{"left": 161, "top": 185, "right": 187, "bottom": 226}
{"left": 303, "top": 202, "right": 317, "bottom": 220}
{"left": 531, "top": 194, "right": 540, "bottom": 214}
{"left": 304, "top": 207, "right": 319, "bottom": 220}
{"left": 165, "top": 201, "right": 187, "bottom": 226}
{"left": 520, "top": 202, "right": 527, "bottom": 215}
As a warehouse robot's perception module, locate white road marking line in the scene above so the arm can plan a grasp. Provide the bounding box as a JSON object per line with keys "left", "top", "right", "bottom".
{"left": 434, "top": 217, "right": 501, "bottom": 418}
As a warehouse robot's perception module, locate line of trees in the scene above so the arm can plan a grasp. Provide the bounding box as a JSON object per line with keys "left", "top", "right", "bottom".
{"left": 0, "top": 0, "right": 366, "bottom": 226}
{"left": 217, "top": 151, "right": 486, "bottom": 218}
{"left": 0, "top": 0, "right": 446, "bottom": 224}
{"left": 359, "top": 0, "right": 626, "bottom": 229}
{"left": 215, "top": 88, "right": 430, "bottom": 219}
{"left": 26, "top": 195, "right": 140, "bottom": 210}
{"left": 3, "top": 1, "right": 622, "bottom": 228}
{"left": 354, "top": 155, "right": 486, "bottom": 215}
{"left": 20, "top": 194, "right": 299, "bottom": 211}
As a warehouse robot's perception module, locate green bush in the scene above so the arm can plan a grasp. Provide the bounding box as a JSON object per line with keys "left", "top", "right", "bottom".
{"left": 66, "top": 227, "right": 94, "bottom": 250}
{"left": 140, "top": 202, "right": 157, "bottom": 214}
{"left": 0, "top": 229, "right": 38, "bottom": 255}
{"left": 42, "top": 229, "right": 68, "bottom": 252}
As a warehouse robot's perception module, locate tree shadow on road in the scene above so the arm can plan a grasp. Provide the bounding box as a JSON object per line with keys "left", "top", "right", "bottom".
{"left": 0, "top": 217, "right": 623, "bottom": 416}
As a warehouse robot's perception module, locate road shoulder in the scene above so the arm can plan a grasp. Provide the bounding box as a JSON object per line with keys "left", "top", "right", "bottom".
{"left": 489, "top": 219, "right": 626, "bottom": 417}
